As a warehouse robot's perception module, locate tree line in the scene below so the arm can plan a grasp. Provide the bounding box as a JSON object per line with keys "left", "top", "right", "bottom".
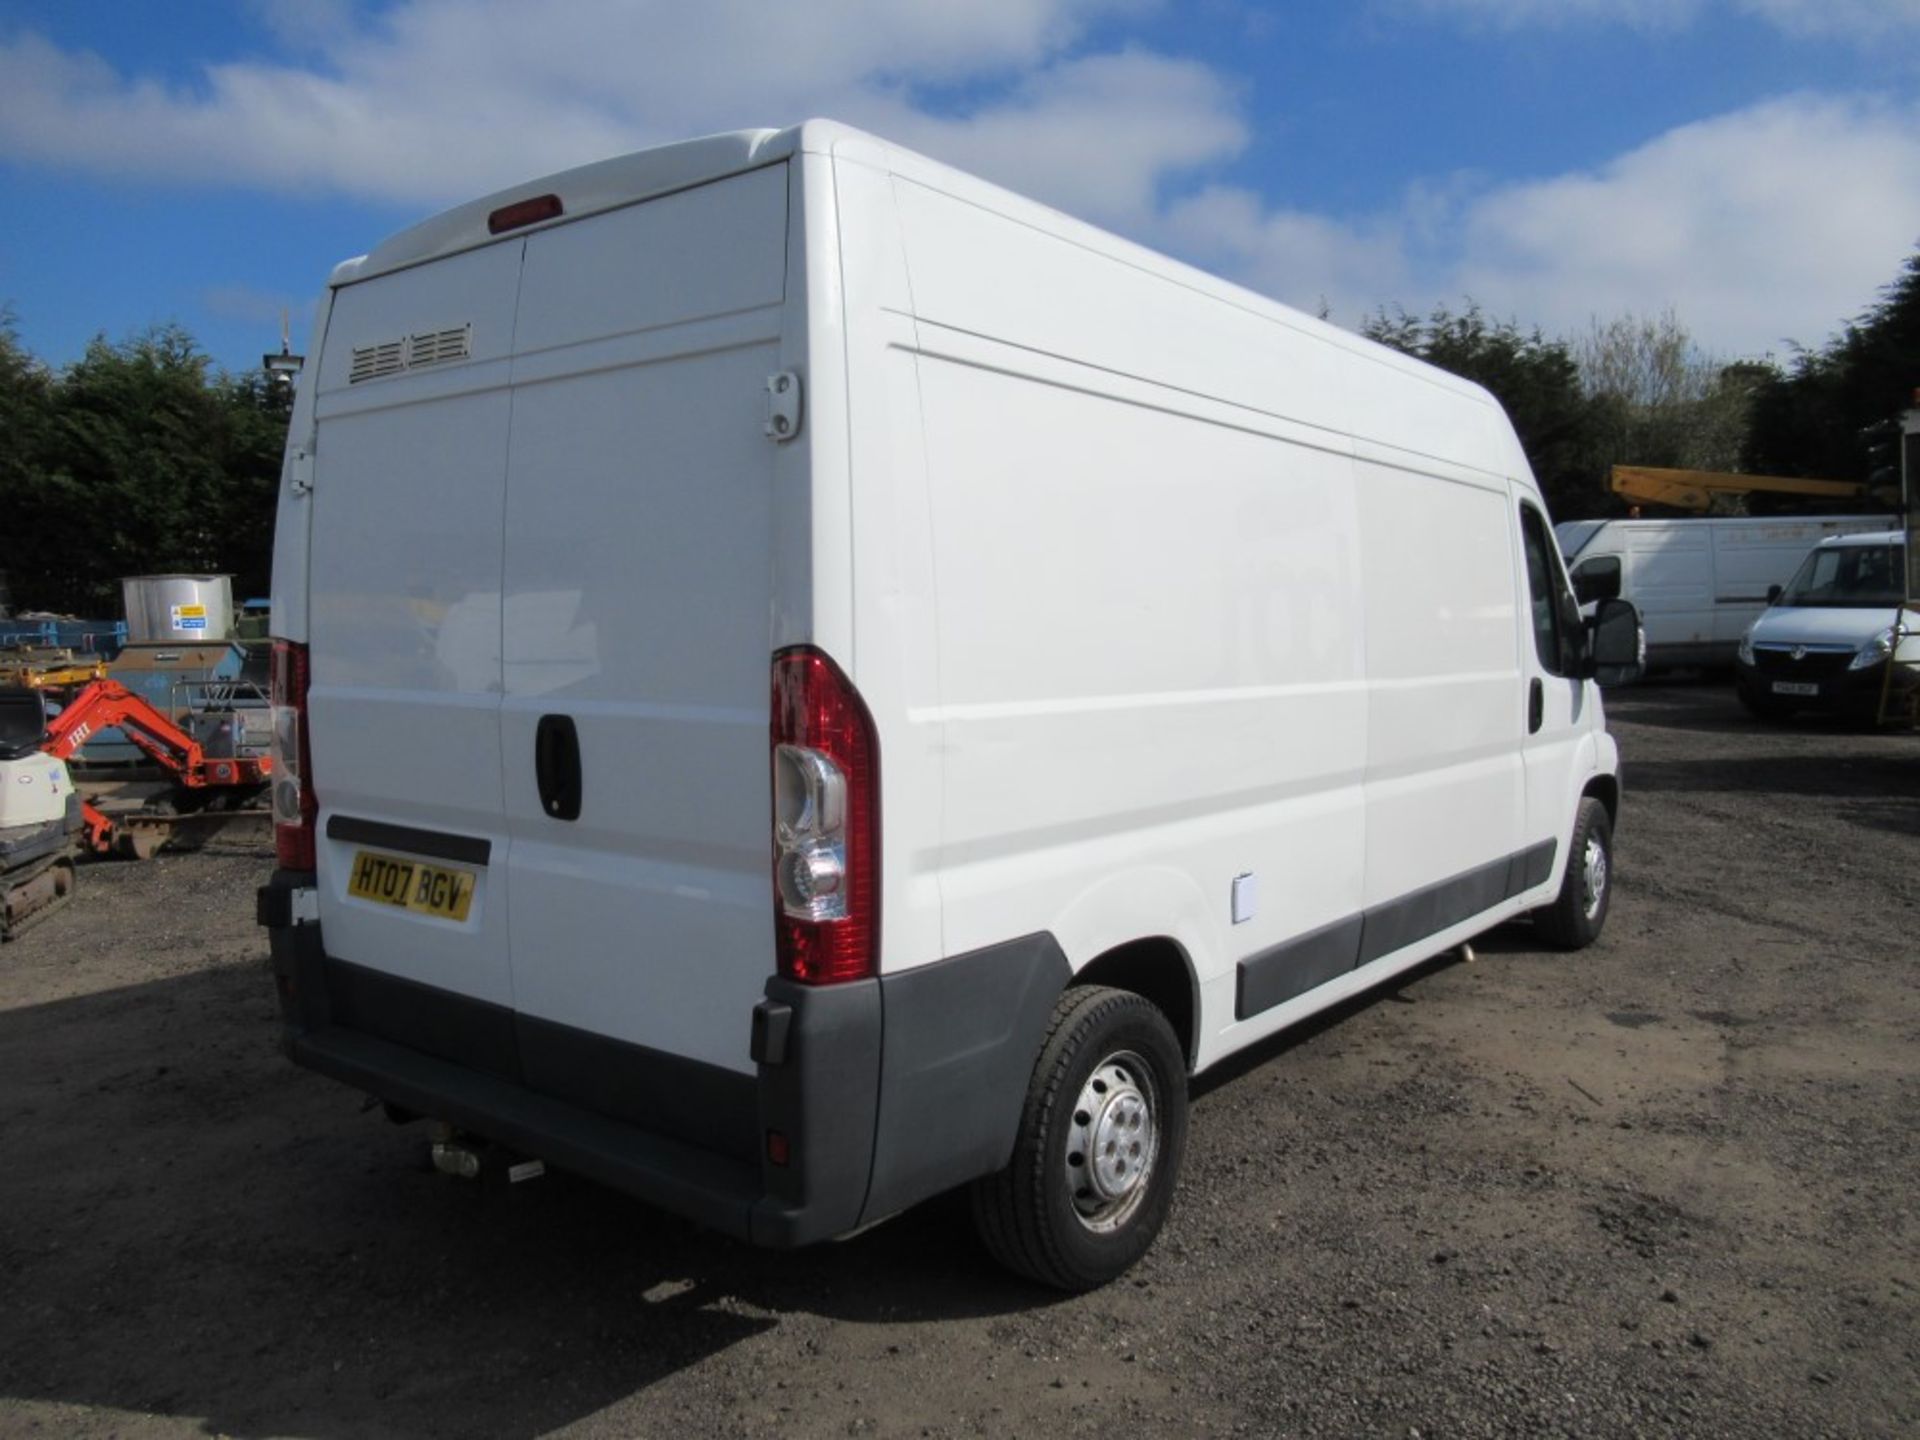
{"left": 0, "top": 318, "right": 290, "bottom": 617}
{"left": 1364, "top": 245, "right": 1919, "bottom": 522}
{"left": 1, "top": 245, "right": 1914, "bottom": 616}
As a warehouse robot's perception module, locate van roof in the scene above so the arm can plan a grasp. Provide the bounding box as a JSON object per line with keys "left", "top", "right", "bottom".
{"left": 1569, "top": 515, "right": 1895, "bottom": 531}
{"left": 328, "top": 118, "right": 1508, "bottom": 460}
{"left": 1816, "top": 530, "right": 1906, "bottom": 549}
{"left": 333, "top": 125, "right": 803, "bottom": 285}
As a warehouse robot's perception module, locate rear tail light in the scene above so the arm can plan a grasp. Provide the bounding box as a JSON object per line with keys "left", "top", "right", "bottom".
{"left": 771, "top": 647, "right": 879, "bottom": 983}
{"left": 270, "top": 639, "right": 317, "bottom": 870}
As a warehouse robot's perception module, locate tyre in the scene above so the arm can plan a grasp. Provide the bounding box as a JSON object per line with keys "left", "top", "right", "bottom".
{"left": 1737, "top": 682, "right": 1795, "bottom": 722}
{"left": 971, "top": 985, "right": 1188, "bottom": 1291}
{"left": 1532, "top": 796, "right": 1613, "bottom": 951}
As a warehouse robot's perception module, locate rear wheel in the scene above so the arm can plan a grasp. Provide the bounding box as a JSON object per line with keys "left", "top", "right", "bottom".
{"left": 971, "top": 986, "right": 1187, "bottom": 1291}
{"left": 1532, "top": 796, "right": 1613, "bottom": 951}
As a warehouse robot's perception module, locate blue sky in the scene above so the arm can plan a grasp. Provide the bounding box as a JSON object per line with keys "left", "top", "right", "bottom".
{"left": 2, "top": 0, "right": 1917, "bottom": 376}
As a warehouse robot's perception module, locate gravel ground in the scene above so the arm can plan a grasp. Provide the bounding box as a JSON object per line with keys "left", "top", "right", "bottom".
{"left": 1, "top": 679, "right": 1914, "bottom": 1438}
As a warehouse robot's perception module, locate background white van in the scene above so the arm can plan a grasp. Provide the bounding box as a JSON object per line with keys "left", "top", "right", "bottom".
{"left": 258, "top": 121, "right": 1640, "bottom": 1289}
{"left": 1557, "top": 515, "right": 1898, "bottom": 669}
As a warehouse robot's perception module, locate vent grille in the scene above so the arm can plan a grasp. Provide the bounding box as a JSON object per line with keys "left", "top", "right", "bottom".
{"left": 349, "top": 341, "right": 406, "bottom": 384}
{"left": 409, "top": 326, "right": 471, "bottom": 367}
{"left": 349, "top": 325, "right": 472, "bottom": 383}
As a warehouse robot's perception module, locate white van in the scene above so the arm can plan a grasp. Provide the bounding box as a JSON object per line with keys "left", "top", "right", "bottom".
{"left": 1556, "top": 514, "right": 1898, "bottom": 669}
{"left": 1734, "top": 531, "right": 1917, "bottom": 720}
{"left": 257, "top": 121, "right": 1641, "bottom": 1289}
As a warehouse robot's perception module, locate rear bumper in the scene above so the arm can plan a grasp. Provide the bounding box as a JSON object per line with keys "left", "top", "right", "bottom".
{"left": 259, "top": 871, "right": 1067, "bottom": 1247}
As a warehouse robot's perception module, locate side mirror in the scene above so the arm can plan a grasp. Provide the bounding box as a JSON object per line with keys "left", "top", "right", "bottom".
{"left": 1572, "top": 555, "right": 1622, "bottom": 606}
{"left": 1584, "top": 597, "right": 1644, "bottom": 688}
{"left": 1765, "top": 583, "right": 1782, "bottom": 606}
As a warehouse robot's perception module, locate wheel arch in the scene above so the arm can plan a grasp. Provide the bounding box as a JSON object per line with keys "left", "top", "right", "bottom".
{"left": 1071, "top": 936, "right": 1200, "bottom": 1071}
{"left": 1582, "top": 771, "right": 1619, "bottom": 829}
{"left": 1047, "top": 864, "right": 1218, "bottom": 1073}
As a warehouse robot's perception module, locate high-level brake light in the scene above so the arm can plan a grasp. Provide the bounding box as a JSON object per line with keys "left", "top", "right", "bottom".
{"left": 487, "top": 194, "right": 563, "bottom": 234}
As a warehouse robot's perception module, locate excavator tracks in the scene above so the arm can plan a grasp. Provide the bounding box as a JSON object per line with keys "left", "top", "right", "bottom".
{"left": 1, "top": 852, "right": 77, "bottom": 942}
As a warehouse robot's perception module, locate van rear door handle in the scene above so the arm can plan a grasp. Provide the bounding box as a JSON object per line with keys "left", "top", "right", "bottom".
{"left": 534, "top": 714, "right": 582, "bottom": 820}
{"left": 1528, "top": 678, "right": 1544, "bottom": 734}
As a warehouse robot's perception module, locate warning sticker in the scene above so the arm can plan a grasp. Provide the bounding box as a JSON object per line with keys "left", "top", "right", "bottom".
{"left": 171, "top": 603, "right": 209, "bottom": 632}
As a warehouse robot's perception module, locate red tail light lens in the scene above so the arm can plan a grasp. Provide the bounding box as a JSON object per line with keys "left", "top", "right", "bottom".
{"left": 487, "top": 193, "right": 563, "bottom": 234}
{"left": 771, "top": 647, "right": 879, "bottom": 984}
{"left": 270, "top": 639, "right": 317, "bottom": 870}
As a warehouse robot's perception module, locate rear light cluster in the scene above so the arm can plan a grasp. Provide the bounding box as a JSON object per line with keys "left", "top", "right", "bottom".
{"left": 270, "top": 639, "right": 317, "bottom": 869}
{"left": 770, "top": 647, "right": 879, "bottom": 984}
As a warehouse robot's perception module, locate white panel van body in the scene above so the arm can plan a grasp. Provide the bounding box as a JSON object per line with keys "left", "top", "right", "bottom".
{"left": 1557, "top": 514, "right": 1897, "bottom": 668}
{"left": 260, "top": 121, "right": 1631, "bottom": 1288}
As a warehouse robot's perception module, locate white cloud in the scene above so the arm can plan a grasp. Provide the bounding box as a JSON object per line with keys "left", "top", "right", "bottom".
{"left": 1153, "top": 94, "right": 1920, "bottom": 359}
{"left": 871, "top": 51, "right": 1245, "bottom": 226}
{"left": 1451, "top": 94, "right": 1920, "bottom": 356}
{"left": 0, "top": 1, "right": 1233, "bottom": 229}
{"left": 1403, "top": 0, "right": 1704, "bottom": 28}
{"left": 1161, "top": 184, "right": 1415, "bottom": 324}
{"left": 1740, "top": 0, "right": 1920, "bottom": 37}
{"left": 1400, "top": 0, "right": 1920, "bottom": 40}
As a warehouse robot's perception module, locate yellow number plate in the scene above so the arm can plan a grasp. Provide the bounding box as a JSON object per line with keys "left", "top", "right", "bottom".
{"left": 347, "top": 850, "right": 476, "bottom": 922}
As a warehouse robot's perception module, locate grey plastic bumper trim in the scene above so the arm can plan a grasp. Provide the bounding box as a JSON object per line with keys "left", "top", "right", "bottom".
{"left": 1235, "top": 838, "right": 1558, "bottom": 1021}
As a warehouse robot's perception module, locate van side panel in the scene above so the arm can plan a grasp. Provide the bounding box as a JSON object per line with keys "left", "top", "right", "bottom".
{"left": 886, "top": 173, "right": 1491, "bottom": 474}
{"left": 267, "top": 290, "right": 333, "bottom": 645}
{"left": 1628, "top": 525, "right": 1714, "bottom": 658}
{"left": 888, "top": 168, "right": 1545, "bottom": 1070}
{"left": 907, "top": 342, "right": 1370, "bottom": 1022}
{"left": 1355, "top": 462, "right": 1523, "bottom": 915}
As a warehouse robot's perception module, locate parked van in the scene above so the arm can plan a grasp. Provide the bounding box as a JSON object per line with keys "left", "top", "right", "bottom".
{"left": 1556, "top": 515, "right": 1898, "bottom": 669}
{"left": 258, "top": 121, "right": 1642, "bottom": 1289}
{"left": 1734, "top": 531, "right": 1917, "bottom": 720}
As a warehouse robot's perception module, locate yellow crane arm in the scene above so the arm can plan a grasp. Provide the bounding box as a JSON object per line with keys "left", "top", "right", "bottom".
{"left": 1609, "top": 465, "right": 1875, "bottom": 513}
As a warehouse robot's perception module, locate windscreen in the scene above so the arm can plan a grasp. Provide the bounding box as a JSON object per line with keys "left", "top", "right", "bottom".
{"left": 1777, "top": 542, "right": 1907, "bottom": 608}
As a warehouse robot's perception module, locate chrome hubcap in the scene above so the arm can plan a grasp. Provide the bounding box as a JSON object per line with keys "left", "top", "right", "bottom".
{"left": 1065, "top": 1052, "right": 1159, "bottom": 1233}
{"left": 1582, "top": 834, "right": 1608, "bottom": 920}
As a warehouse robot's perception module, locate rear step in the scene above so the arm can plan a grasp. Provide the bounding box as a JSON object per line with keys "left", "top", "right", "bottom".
{"left": 292, "top": 1025, "right": 761, "bottom": 1236}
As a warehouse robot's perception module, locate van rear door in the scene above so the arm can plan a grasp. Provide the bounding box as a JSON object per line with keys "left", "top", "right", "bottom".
{"left": 307, "top": 242, "right": 524, "bottom": 1016}
{"left": 497, "top": 167, "right": 792, "bottom": 1139}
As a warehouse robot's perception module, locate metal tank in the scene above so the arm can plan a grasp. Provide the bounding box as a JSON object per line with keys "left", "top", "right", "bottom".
{"left": 120, "top": 575, "right": 235, "bottom": 643}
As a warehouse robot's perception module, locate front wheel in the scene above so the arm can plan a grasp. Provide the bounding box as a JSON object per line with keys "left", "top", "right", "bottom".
{"left": 1532, "top": 796, "right": 1613, "bottom": 950}
{"left": 971, "top": 986, "right": 1188, "bottom": 1291}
